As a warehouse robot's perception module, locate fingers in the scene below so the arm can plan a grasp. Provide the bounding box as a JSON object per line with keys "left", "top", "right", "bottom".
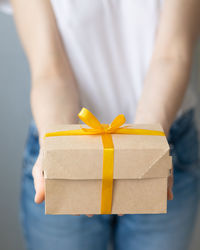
{"left": 167, "top": 172, "right": 174, "bottom": 200}
{"left": 167, "top": 187, "right": 173, "bottom": 200}
{"left": 86, "top": 214, "right": 124, "bottom": 217}
{"left": 32, "top": 155, "right": 45, "bottom": 204}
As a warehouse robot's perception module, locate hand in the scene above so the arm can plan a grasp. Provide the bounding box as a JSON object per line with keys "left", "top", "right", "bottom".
{"left": 32, "top": 149, "right": 96, "bottom": 217}
{"left": 32, "top": 150, "right": 45, "bottom": 204}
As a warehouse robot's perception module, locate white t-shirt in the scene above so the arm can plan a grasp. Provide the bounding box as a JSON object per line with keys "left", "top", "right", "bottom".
{"left": 1, "top": 0, "right": 198, "bottom": 123}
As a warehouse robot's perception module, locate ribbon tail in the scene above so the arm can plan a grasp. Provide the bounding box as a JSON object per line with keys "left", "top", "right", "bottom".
{"left": 101, "top": 134, "right": 114, "bottom": 214}
{"left": 114, "top": 128, "right": 165, "bottom": 136}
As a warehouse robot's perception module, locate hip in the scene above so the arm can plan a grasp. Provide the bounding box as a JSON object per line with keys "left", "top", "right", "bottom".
{"left": 22, "top": 108, "right": 200, "bottom": 184}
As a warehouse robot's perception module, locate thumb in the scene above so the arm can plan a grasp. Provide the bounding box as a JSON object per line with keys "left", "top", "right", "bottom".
{"left": 32, "top": 156, "right": 45, "bottom": 204}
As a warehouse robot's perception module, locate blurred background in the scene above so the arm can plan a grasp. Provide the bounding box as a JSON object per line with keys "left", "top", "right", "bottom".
{"left": 0, "top": 12, "right": 199, "bottom": 250}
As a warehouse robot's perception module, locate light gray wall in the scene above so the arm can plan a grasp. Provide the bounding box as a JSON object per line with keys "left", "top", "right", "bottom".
{"left": 0, "top": 12, "right": 199, "bottom": 250}
{"left": 0, "top": 13, "right": 30, "bottom": 250}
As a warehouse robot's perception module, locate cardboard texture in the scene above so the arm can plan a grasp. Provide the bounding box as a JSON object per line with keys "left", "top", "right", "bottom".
{"left": 42, "top": 124, "right": 172, "bottom": 215}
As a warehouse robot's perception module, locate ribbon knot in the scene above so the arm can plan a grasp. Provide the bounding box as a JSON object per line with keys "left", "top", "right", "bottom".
{"left": 78, "top": 107, "right": 126, "bottom": 135}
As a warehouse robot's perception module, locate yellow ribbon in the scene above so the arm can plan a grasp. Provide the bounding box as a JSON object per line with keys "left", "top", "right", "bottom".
{"left": 45, "top": 107, "right": 165, "bottom": 214}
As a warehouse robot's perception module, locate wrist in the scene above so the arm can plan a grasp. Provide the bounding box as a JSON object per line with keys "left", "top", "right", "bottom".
{"left": 134, "top": 113, "right": 170, "bottom": 136}
{"left": 38, "top": 130, "right": 46, "bottom": 148}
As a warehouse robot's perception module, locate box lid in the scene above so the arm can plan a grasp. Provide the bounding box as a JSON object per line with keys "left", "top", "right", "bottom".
{"left": 42, "top": 124, "right": 172, "bottom": 180}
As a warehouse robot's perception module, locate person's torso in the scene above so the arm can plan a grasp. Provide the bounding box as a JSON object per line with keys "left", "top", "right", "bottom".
{"left": 50, "top": 0, "right": 198, "bottom": 123}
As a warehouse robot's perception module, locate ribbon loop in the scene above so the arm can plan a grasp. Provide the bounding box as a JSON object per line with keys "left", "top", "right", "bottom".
{"left": 108, "top": 114, "right": 126, "bottom": 133}
{"left": 78, "top": 107, "right": 103, "bottom": 130}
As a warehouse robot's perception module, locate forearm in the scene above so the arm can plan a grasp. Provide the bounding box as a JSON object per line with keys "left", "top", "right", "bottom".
{"left": 134, "top": 56, "right": 193, "bottom": 135}
{"left": 31, "top": 73, "right": 80, "bottom": 144}
{"left": 134, "top": 0, "right": 200, "bottom": 135}
{"left": 9, "top": 0, "right": 81, "bottom": 142}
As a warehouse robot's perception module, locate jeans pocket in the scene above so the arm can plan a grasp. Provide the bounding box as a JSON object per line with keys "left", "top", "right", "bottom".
{"left": 168, "top": 109, "right": 200, "bottom": 172}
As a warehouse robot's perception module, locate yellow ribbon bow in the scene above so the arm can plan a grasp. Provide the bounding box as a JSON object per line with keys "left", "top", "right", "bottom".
{"left": 45, "top": 107, "right": 165, "bottom": 214}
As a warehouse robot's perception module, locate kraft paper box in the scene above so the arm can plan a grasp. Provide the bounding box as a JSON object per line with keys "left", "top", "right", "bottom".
{"left": 42, "top": 123, "right": 172, "bottom": 215}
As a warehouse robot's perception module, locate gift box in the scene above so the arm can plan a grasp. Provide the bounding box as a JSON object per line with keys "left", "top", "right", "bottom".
{"left": 42, "top": 108, "right": 172, "bottom": 215}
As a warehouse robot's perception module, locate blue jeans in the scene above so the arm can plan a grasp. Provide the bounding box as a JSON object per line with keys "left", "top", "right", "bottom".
{"left": 20, "top": 109, "right": 200, "bottom": 250}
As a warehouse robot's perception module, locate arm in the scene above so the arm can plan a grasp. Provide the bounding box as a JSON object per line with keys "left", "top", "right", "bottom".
{"left": 134, "top": 0, "right": 200, "bottom": 200}
{"left": 135, "top": 0, "right": 200, "bottom": 135}
{"left": 11, "top": 0, "right": 80, "bottom": 203}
